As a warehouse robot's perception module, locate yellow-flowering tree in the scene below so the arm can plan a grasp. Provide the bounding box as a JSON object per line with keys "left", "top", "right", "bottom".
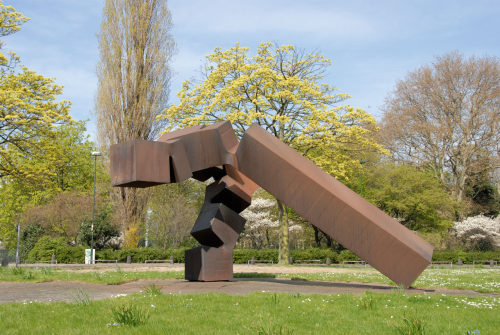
{"left": 0, "top": 2, "right": 71, "bottom": 181}
{"left": 160, "top": 42, "right": 386, "bottom": 263}
{"left": 0, "top": 0, "right": 27, "bottom": 67}
{"left": 0, "top": 2, "right": 74, "bottom": 244}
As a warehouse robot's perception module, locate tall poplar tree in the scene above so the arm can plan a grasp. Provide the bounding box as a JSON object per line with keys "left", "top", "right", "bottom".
{"left": 96, "top": 0, "right": 175, "bottom": 247}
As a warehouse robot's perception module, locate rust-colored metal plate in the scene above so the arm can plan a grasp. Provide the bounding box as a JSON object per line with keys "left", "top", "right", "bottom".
{"left": 110, "top": 121, "right": 433, "bottom": 287}
{"left": 236, "top": 125, "right": 433, "bottom": 287}
{"left": 185, "top": 246, "right": 233, "bottom": 281}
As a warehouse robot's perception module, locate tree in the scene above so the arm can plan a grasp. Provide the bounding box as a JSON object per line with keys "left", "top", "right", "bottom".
{"left": 0, "top": 119, "right": 109, "bottom": 245}
{"left": 240, "top": 198, "right": 280, "bottom": 249}
{"left": 0, "top": 2, "right": 71, "bottom": 182}
{"left": 0, "top": 2, "right": 82, "bottom": 244}
{"left": 147, "top": 180, "right": 204, "bottom": 249}
{"left": 360, "top": 162, "right": 457, "bottom": 231}
{"left": 465, "top": 171, "right": 500, "bottom": 217}
{"left": 380, "top": 52, "right": 500, "bottom": 206}
{"left": 20, "top": 222, "right": 44, "bottom": 261}
{"left": 77, "top": 206, "right": 119, "bottom": 250}
{"left": 0, "top": 1, "right": 28, "bottom": 67}
{"left": 96, "top": 0, "right": 175, "bottom": 247}
{"left": 452, "top": 215, "right": 500, "bottom": 251}
{"left": 50, "top": 121, "right": 97, "bottom": 193}
{"left": 160, "top": 42, "right": 386, "bottom": 263}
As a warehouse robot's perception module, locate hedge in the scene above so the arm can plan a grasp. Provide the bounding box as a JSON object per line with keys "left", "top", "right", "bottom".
{"left": 97, "top": 248, "right": 500, "bottom": 265}
{"left": 28, "top": 236, "right": 85, "bottom": 264}
{"left": 432, "top": 250, "right": 500, "bottom": 263}
{"left": 96, "top": 248, "right": 186, "bottom": 263}
{"left": 25, "top": 241, "right": 500, "bottom": 265}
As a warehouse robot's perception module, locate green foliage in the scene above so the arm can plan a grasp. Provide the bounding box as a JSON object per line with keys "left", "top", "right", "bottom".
{"left": 290, "top": 248, "right": 339, "bottom": 263}
{"left": 233, "top": 249, "right": 279, "bottom": 263}
{"left": 27, "top": 236, "right": 84, "bottom": 263}
{"left": 339, "top": 249, "right": 361, "bottom": 262}
{"left": 19, "top": 245, "right": 500, "bottom": 265}
{"left": 77, "top": 206, "right": 119, "bottom": 250}
{"left": 20, "top": 222, "right": 44, "bottom": 261}
{"left": 466, "top": 177, "right": 500, "bottom": 217}
{"left": 1, "top": 123, "right": 107, "bottom": 245}
{"left": 360, "top": 162, "right": 456, "bottom": 231}
{"left": 432, "top": 250, "right": 500, "bottom": 264}
{"left": 111, "top": 303, "right": 149, "bottom": 327}
{"left": 0, "top": 1, "right": 105, "bottom": 245}
{"left": 147, "top": 180, "right": 204, "bottom": 249}
{"left": 49, "top": 121, "right": 98, "bottom": 193}
{"left": 94, "top": 248, "right": 186, "bottom": 263}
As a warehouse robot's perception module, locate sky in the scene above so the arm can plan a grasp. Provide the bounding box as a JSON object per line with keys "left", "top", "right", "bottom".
{"left": 5, "top": 0, "right": 500, "bottom": 141}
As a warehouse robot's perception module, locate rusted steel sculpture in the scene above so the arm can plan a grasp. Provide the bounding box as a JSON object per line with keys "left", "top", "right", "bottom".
{"left": 110, "top": 121, "right": 433, "bottom": 287}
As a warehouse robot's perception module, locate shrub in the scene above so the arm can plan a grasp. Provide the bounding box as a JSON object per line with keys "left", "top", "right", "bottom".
{"left": 76, "top": 246, "right": 500, "bottom": 265}
{"left": 96, "top": 248, "right": 119, "bottom": 261}
{"left": 77, "top": 207, "right": 119, "bottom": 250}
{"left": 233, "top": 249, "right": 279, "bottom": 264}
{"left": 114, "top": 248, "right": 186, "bottom": 263}
{"left": 290, "top": 248, "right": 338, "bottom": 263}
{"left": 338, "top": 249, "right": 360, "bottom": 262}
{"left": 20, "top": 223, "right": 44, "bottom": 261}
{"left": 28, "top": 236, "right": 84, "bottom": 263}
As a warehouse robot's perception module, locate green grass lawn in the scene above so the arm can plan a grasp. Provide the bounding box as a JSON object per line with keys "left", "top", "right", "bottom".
{"left": 1, "top": 266, "right": 498, "bottom": 293}
{"left": 277, "top": 268, "right": 500, "bottom": 293}
{"left": 0, "top": 266, "right": 184, "bottom": 284}
{"left": 0, "top": 290, "right": 497, "bottom": 334}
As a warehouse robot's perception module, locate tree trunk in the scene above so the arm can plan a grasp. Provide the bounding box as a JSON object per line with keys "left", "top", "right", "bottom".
{"left": 115, "top": 187, "right": 149, "bottom": 248}
{"left": 312, "top": 226, "right": 322, "bottom": 247}
{"left": 324, "top": 233, "right": 333, "bottom": 247}
{"left": 277, "top": 199, "right": 290, "bottom": 264}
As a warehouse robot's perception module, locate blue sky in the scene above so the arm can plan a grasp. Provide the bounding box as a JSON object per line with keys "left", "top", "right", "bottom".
{"left": 5, "top": 0, "right": 500, "bottom": 140}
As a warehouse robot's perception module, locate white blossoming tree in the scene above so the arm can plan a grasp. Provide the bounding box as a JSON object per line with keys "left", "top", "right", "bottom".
{"left": 240, "top": 198, "right": 302, "bottom": 249}
{"left": 452, "top": 215, "right": 500, "bottom": 251}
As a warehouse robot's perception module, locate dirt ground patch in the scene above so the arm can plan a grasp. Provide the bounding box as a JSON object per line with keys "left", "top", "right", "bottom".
{"left": 0, "top": 277, "right": 497, "bottom": 304}
{"left": 1, "top": 264, "right": 498, "bottom": 303}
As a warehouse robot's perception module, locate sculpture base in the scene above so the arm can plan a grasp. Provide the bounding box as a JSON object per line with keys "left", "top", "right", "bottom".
{"left": 185, "top": 245, "right": 233, "bottom": 281}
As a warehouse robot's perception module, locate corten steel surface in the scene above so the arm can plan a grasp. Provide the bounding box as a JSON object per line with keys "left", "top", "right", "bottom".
{"left": 110, "top": 121, "right": 433, "bottom": 287}
{"left": 236, "top": 125, "right": 433, "bottom": 287}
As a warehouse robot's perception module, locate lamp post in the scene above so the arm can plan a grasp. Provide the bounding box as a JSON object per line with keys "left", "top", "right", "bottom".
{"left": 91, "top": 151, "right": 101, "bottom": 264}
{"left": 360, "top": 160, "right": 367, "bottom": 197}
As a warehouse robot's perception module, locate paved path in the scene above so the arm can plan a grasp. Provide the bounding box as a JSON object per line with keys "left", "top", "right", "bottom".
{"left": 0, "top": 277, "right": 497, "bottom": 304}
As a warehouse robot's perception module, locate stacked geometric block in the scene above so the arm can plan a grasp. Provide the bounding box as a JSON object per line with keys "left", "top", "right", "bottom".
{"left": 186, "top": 167, "right": 252, "bottom": 280}
{"left": 110, "top": 122, "right": 258, "bottom": 281}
